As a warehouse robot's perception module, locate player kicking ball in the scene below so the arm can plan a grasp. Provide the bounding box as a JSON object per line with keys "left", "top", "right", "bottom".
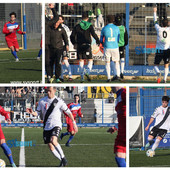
{"left": 60, "top": 94, "right": 83, "bottom": 147}
{"left": 0, "top": 106, "right": 16, "bottom": 167}
{"left": 3, "top": 12, "right": 26, "bottom": 62}
{"left": 152, "top": 6, "right": 170, "bottom": 83}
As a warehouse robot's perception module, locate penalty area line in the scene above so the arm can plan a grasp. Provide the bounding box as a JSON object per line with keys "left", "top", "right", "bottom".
{"left": 19, "top": 128, "right": 25, "bottom": 167}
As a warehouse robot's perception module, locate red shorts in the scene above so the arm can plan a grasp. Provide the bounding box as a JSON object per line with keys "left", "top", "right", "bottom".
{"left": 0, "top": 124, "right": 5, "bottom": 140}
{"left": 6, "top": 40, "right": 19, "bottom": 49}
{"left": 114, "top": 135, "right": 126, "bottom": 153}
{"left": 40, "top": 39, "right": 42, "bottom": 48}
{"left": 66, "top": 117, "right": 75, "bottom": 133}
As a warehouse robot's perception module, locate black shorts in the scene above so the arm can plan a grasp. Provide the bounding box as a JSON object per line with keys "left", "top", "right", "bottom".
{"left": 77, "top": 44, "right": 92, "bottom": 60}
{"left": 154, "top": 49, "right": 170, "bottom": 65}
{"left": 119, "top": 46, "right": 125, "bottom": 59}
{"left": 149, "top": 126, "right": 167, "bottom": 139}
{"left": 43, "top": 126, "right": 61, "bottom": 144}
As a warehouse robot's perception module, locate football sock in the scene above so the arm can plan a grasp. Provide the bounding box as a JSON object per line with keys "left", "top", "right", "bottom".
{"left": 164, "top": 67, "right": 169, "bottom": 81}
{"left": 115, "top": 157, "right": 126, "bottom": 167}
{"left": 86, "top": 60, "right": 93, "bottom": 74}
{"left": 51, "top": 149, "right": 61, "bottom": 160}
{"left": 1, "top": 143, "right": 14, "bottom": 164}
{"left": 120, "top": 58, "right": 125, "bottom": 74}
{"left": 11, "top": 50, "right": 18, "bottom": 59}
{"left": 105, "top": 62, "right": 111, "bottom": 79}
{"left": 154, "top": 66, "right": 160, "bottom": 74}
{"left": 55, "top": 144, "right": 65, "bottom": 159}
{"left": 63, "top": 132, "right": 70, "bottom": 137}
{"left": 79, "top": 61, "right": 84, "bottom": 80}
{"left": 115, "top": 61, "right": 120, "bottom": 77}
{"left": 38, "top": 49, "right": 42, "bottom": 57}
{"left": 63, "top": 59, "right": 72, "bottom": 78}
{"left": 67, "top": 135, "right": 74, "bottom": 144}
{"left": 110, "top": 61, "right": 116, "bottom": 76}
{"left": 152, "top": 139, "right": 160, "bottom": 151}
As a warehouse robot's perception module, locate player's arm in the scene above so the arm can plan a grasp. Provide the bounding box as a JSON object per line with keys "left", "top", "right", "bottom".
{"left": 77, "top": 108, "right": 83, "bottom": 118}
{"left": 117, "top": 29, "right": 120, "bottom": 43}
{"left": 26, "top": 108, "right": 38, "bottom": 116}
{"left": 48, "top": 4, "right": 59, "bottom": 27}
{"left": 124, "top": 28, "right": 128, "bottom": 46}
{"left": 0, "top": 106, "right": 11, "bottom": 125}
{"left": 100, "top": 28, "right": 104, "bottom": 45}
{"left": 16, "top": 25, "right": 26, "bottom": 35}
{"left": 62, "top": 28, "right": 69, "bottom": 51}
{"left": 153, "top": 7, "right": 158, "bottom": 24}
{"left": 2, "top": 23, "right": 11, "bottom": 34}
{"left": 90, "top": 25, "right": 100, "bottom": 45}
{"left": 145, "top": 117, "right": 154, "bottom": 131}
{"left": 70, "top": 26, "right": 77, "bottom": 49}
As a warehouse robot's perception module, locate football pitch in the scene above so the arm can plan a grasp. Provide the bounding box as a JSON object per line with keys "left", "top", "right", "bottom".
{"left": 0, "top": 127, "right": 117, "bottom": 167}
{"left": 0, "top": 49, "right": 42, "bottom": 83}
{"left": 130, "top": 150, "right": 170, "bottom": 167}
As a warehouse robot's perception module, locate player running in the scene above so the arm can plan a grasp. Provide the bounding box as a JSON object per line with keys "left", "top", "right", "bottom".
{"left": 60, "top": 94, "right": 83, "bottom": 147}
{"left": 100, "top": 15, "right": 120, "bottom": 82}
{"left": 0, "top": 106, "right": 16, "bottom": 167}
{"left": 107, "top": 87, "right": 126, "bottom": 167}
{"left": 145, "top": 96, "right": 170, "bottom": 155}
{"left": 70, "top": 11, "right": 100, "bottom": 83}
{"left": 58, "top": 15, "right": 73, "bottom": 82}
{"left": 115, "top": 14, "right": 128, "bottom": 79}
{"left": 3, "top": 12, "right": 26, "bottom": 62}
{"left": 26, "top": 87, "right": 78, "bottom": 167}
{"left": 153, "top": 6, "right": 170, "bottom": 83}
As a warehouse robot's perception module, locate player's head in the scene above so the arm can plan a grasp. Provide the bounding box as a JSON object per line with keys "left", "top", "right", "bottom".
{"left": 162, "top": 96, "right": 169, "bottom": 108}
{"left": 115, "top": 14, "right": 122, "bottom": 25}
{"left": 82, "top": 11, "right": 89, "bottom": 20}
{"left": 10, "top": 12, "right": 16, "bottom": 22}
{"left": 74, "top": 94, "right": 79, "bottom": 103}
{"left": 59, "top": 15, "right": 64, "bottom": 24}
{"left": 106, "top": 15, "right": 114, "bottom": 24}
{"left": 47, "top": 87, "right": 56, "bottom": 99}
{"left": 161, "top": 18, "right": 169, "bottom": 27}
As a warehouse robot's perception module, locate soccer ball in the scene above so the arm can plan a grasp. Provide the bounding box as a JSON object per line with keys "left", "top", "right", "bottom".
{"left": 0, "top": 159, "right": 6, "bottom": 167}
{"left": 146, "top": 149, "right": 155, "bottom": 157}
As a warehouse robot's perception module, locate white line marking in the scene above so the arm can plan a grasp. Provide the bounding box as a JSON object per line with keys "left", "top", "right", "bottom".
{"left": 37, "top": 143, "right": 113, "bottom": 146}
{"left": 19, "top": 128, "right": 25, "bottom": 167}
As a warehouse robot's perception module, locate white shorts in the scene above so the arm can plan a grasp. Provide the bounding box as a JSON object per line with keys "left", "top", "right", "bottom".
{"left": 104, "top": 48, "right": 120, "bottom": 62}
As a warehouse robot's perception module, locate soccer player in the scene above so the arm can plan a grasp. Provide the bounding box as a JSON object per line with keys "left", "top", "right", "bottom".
{"left": 70, "top": 11, "right": 100, "bottom": 83}
{"left": 3, "top": 12, "right": 26, "bottom": 62}
{"left": 58, "top": 15, "right": 72, "bottom": 82}
{"left": 100, "top": 15, "right": 120, "bottom": 82}
{"left": 153, "top": 6, "right": 170, "bottom": 83}
{"left": 145, "top": 96, "right": 170, "bottom": 155}
{"left": 115, "top": 14, "right": 128, "bottom": 79}
{"left": 107, "top": 87, "right": 126, "bottom": 167}
{"left": 60, "top": 94, "right": 83, "bottom": 147}
{"left": 0, "top": 106, "right": 16, "bottom": 167}
{"left": 26, "top": 87, "right": 78, "bottom": 167}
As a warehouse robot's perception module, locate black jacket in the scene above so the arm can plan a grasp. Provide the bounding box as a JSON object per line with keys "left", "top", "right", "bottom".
{"left": 45, "top": 8, "right": 59, "bottom": 46}
{"left": 70, "top": 24, "right": 100, "bottom": 46}
{"left": 50, "top": 25, "right": 68, "bottom": 49}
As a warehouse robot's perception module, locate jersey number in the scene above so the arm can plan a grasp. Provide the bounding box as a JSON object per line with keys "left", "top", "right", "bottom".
{"left": 163, "top": 31, "right": 167, "bottom": 38}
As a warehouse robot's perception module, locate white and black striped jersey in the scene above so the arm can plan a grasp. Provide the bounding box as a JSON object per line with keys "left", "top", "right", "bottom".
{"left": 37, "top": 96, "right": 71, "bottom": 130}
{"left": 151, "top": 105, "right": 170, "bottom": 130}
{"left": 154, "top": 12, "right": 170, "bottom": 50}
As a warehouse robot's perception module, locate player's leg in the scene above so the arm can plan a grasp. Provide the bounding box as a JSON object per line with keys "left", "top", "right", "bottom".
{"left": 115, "top": 152, "right": 126, "bottom": 167}
{"left": 48, "top": 143, "right": 61, "bottom": 160}
{"left": 9, "top": 46, "right": 19, "bottom": 61}
{"left": 154, "top": 50, "right": 162, "bottom": 83}
{"left": 85, "top": 47, "right": 93, "bottom": 82}
{"left": 37, "top": 48, "right": 42, "bottom": 60}
{"left": 163, "top": 63, "right": 169, "bottom": 83}
{"left": 49, "top": 48, "right": 56, "bottom": 83}
{"left": 65, "top": 131, "right": 75, "bottom": 147}
{"left": 63, "top": 56, "right": 72, "bottom": 80}
{"left": 119, "top": 47, "right": 125, "bottom": 79}
{"left": 104, "top": 49, "right": 111, "bottom": 82}
{"left": 163, "top": 50, "right": 170, "bottom": 83}
{"left": 145, "top": 127, "right": 157, "bottom": 149}
{"left": 60, "top": 123, "right": 70, "bottom": 140}
{"left": 0, "top": 127, "right": 16, "bottom": 167}
{"left": 79, "top": 59, "right": 84, "bottom": 83}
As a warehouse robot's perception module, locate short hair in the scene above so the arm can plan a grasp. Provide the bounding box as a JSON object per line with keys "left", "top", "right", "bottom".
{"left": 162, "top": 96, "right": 169, "bottom": 102}
{"left": 107, "top": 15, "right": 114, "bottom": 23}
{"left": 82, "top": 11, "right": 89, "bottom": 20}
{"left": 115, "top": 14, "right": 122, "bottom": 25}
{"left": 74, "top": 94, "right": 79, "bottom": 98}
{"left": 59, "top": 15, "right": 64, "bottom": 20}
{"left": 10, "top": 12, "right": 16, "bottom": 18}
{"left": 162, "top": 18, "right": 168, "bottom": 27}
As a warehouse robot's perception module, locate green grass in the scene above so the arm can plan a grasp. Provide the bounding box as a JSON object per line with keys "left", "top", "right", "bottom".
{"left": 0, "top": 127, "right": 117, "bottom": 167}
{"left": 0, "top": 49, "right": 42, "bottom": 83}
{"left": 130, "top": 150, "right": 170, "bottom": 167}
